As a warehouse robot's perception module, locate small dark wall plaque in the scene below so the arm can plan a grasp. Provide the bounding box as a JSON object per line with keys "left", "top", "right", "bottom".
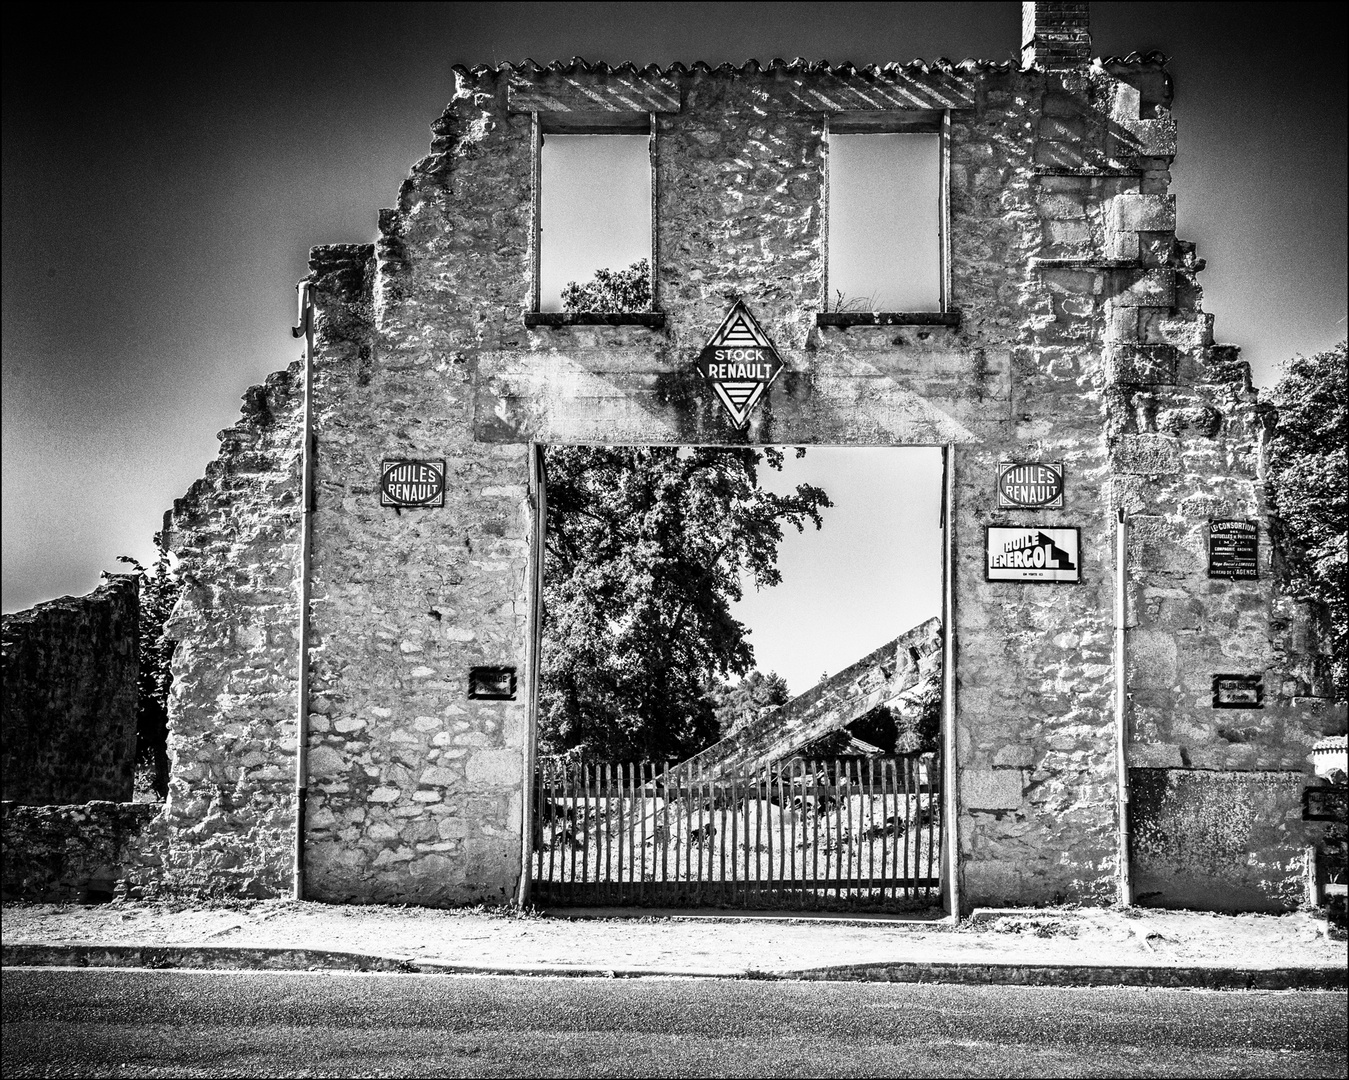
{"left": 1208, "top": 519, "right": 1258, "bottom": 580}
{"left": 1302, "top": 786, "right": 1348, "bottom": 823}
{"left": 468, "top": 666, "right": 516, "bottom": 700}
{"left": 1212, "top": 674, "right": 1263, "bottom": 709}
{"left": 996, "top": 461, "right": 1065, "bottom": 510}
{"left": 380, "top": 459, "right": 446, "bottom": 508}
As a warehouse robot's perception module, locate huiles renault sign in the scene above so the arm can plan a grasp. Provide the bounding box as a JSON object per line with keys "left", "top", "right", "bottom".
{"left": 379, "top": 459, "right": 446, "bottom": 507}
{"left": 694, "top": 300, "right": 784, "bottom": 428}
{"left": 996, "top": 461, "right": 1065, "bottom": 509}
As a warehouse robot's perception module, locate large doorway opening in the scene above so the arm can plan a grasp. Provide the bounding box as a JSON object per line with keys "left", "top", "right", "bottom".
{"left": 525, "top": 444, "right": 950, "bottom": 911}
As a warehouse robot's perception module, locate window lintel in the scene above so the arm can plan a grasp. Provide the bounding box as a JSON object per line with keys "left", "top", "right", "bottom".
{"left": 828, "top": 110, "right": 944, "bottom": 134}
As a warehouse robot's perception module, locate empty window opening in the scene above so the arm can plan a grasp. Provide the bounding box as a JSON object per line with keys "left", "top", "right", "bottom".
{"left": 539, "top": 135, "right": 652, "bottom": 312}
{"left": 828, "top": 133, "right": 941, "bottom": 312}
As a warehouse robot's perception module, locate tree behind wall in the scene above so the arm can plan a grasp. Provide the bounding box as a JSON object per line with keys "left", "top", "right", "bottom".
{"left": 1267, "top": 341, "right": 1348, "bottom": 700}
{"left": 539, "top": 446, "right": 829, "bottom": 762}
{"left": 561, "top": 260, "right": 651, "bottom": 313}
{"left": 115, "top": 532, "right": 183, "bottom": 798}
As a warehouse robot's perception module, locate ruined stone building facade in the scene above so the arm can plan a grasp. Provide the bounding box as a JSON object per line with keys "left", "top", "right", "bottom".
{"left": 113, "top": 2, "right": 1340, "bottom": 910}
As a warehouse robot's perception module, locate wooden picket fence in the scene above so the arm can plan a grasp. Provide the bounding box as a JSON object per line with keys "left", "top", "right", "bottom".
{"left": 530, "top": 753, "right": 942, "bottom": 910}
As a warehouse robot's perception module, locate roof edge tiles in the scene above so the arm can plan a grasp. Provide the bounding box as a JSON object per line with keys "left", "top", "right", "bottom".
{"left": 451, "top": 50, "right": 1170, "bottom": 82}
{"left": 451, "top": 56, "right": 1019, "bottom": 80}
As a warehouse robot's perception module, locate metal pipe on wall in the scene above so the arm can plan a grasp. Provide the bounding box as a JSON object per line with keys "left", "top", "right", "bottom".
{"left": 941, "top": 442, "right": 962, "bottom": 919}
{"left": 291, "top": 281, "right": 316, "bottom": 902}
{"left": 517, "top": 443, "right": 547, "bottom": 908}
{"left": 1114, "top": 508, "right": 1133, "bottom": 906}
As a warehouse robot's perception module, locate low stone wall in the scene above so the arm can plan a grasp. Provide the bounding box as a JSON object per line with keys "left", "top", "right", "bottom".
{"left": 0, "top": 801, "right": 159, "bottom": 902}
{"left": 1130, "top": 768, "right": 1309, "bottom": 912}
{"left": 1, "top": 576, "right": 139, "bottom": 804}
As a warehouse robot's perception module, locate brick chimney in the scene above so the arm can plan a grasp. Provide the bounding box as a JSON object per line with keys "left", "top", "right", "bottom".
{"left": 1021, "top": 1, "right": 1092, "bottom": 70}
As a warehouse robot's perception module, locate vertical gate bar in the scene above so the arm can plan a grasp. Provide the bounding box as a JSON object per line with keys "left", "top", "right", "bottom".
{"left": 744, "top": 765, "right": 755, "bottom": 900}
{"left": 928, "top": 752, "right": 939, "bottom": 898}
{"left": 636, "top": 763, "right": 645, "bottom": 901}
{"left": 686, "top": 763, "right": 694, "bottom": 897}
{"left": 660, "top": 762, "right": 669, "bottom": 892}
{"left": 705, "top": 765, "right": 714, "bottom": 903}
{"left": 901, "top": 756, "right": 912, "bottom": 895}
{"left": 624, "top": 761, "right": 632, "bottom": 901}
{"left": 760, "top": 760, "right": 771, "bottom": 906}
{"left": 777, "top": 765, "right": 787, "bottom": 900}
{"left": 572, "top": 761, "right": 581, "bottom": 888}
{"left": 829, "top": 758, "right": 838, "bottom": 901}
{"left": 694, "top": 763, "right": 702, "bottom": 896}
{"left": 865, "top": 758, "right": 875, "bottom": 900}
{"left": 536, "top": 764, "right": 544, "bottom": 887}
{"left": 787, "top": 761, "right": 797, "bottom": 905}
{"left": 923, "top": 753, "right": 932, "bottom": 897}
{"left": 880, "top": 758, "right": 891, "bottom": 902}
{"left": 648, "top": 761, "right": 656, "bottom": 900}
{"left": 694, "top": 763, "right": 702, "bottom": 900}
{"left": 815, "top": 759, "right": 823, "bottom": 902}
{"left": 605, "top": 761, "right": 613, "bottom": 904}
{"left": 808, "top": 759, "right": 817, "bottom": 900}
{"left": 543, "top": 762, "right": 553, "bottom": 889}
{"left": 578, "top": 763, "right": 588, "bottom": 891}
{"left": 845, "top": 759, "right": 855, "bottom": 900}
{"left": 709, "top": 766, "right": 717, "bottom": 903}
{"left": 629, "top": 761, "right": 637, "bottom": 899}
{"left": 591, "top": 761, "right": 599, "bottom": 899}
{"left": 696, "top": 760, "right": 706, "bottom": 895}
{"left": 565, "top": 762, "right": 574, "bottom": 887}
{"left": 617, "top": 760, "right": 628, "bottom": 895}
{"left": 616, "top": 762, "right": 625, "bottom": 903}
{"left": 782, "top": 760, "right": 787, "bottom": 900}
{"left": 729, "top": 771, "right": 738, "bottom": 903}
{"left": 697, "top": 764, "right": 704, "bottom": 901}
{"left": 577, "top": 761, "right": 585, "bottom": 894}
{"left": 718, "top": 773, "right": 727, "bottom": 903}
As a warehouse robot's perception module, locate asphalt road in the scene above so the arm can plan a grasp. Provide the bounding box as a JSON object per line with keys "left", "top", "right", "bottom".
{"left": 2, "top": 968, "right": 1345, "bottom": 1078}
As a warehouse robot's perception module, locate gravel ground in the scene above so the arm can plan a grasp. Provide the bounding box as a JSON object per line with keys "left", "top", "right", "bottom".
{"left": 3, "top": 900, "right": 1344, "bottom": 976}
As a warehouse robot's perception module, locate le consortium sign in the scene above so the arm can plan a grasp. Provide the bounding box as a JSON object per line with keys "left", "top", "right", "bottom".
{"left": 694, "top": 300, "right": 784, "bottom": 428}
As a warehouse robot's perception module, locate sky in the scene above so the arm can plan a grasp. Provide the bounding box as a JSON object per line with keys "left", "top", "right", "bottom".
{"left": 3, "top": 2, "right": 1346, "bottom": 614}
{"left": 731, "top": 447, "right": 943, "bottom": 696}
{"left": 540, "top": 135, "right": 652, "bottom": 310}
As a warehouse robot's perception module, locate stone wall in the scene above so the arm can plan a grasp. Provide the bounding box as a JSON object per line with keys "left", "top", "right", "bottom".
{"left": 1129, "top": 769, "right": 1309, "bottom": 911}
{"left": 1, "top": 801, "right": 159, "bottom": 902}
{"left": 125, "top": 364, "right": 308, "bottom": 899}
{"left": 143, "top": 7, "right": 1338, "bottom": 910}
{"left": 1, "top": 577, "right": 139, "bottom": 804}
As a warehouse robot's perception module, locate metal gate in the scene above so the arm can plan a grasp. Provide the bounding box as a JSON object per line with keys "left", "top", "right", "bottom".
{"left": 530, "top": 753, "right": 942, "bottom": 909}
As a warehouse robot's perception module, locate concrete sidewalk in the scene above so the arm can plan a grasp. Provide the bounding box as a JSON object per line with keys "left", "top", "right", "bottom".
{"left": 2, "top": 900, "right": 1345, "bottom": 989}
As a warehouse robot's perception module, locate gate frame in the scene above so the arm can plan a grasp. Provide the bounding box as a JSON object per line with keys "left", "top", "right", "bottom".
{"left": 517, "top": 440, "right": 962, "bottom": 916}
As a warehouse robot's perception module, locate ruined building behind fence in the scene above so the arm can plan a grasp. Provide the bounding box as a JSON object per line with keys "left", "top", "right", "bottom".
{"left": 114, "top": 2, "right": 1340, "bottom": 909}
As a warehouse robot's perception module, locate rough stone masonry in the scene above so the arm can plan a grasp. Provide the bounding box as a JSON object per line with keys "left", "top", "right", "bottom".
{"left": 1, "top": 576, "right": 139, "bottom": 805}
{"left": 128, "top": 2, "right": 1342, "bottom": 910}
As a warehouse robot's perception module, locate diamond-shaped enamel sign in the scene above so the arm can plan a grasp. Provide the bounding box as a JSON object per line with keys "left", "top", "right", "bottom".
{"left": 694, "top": 301, "right": 785, "bottom": 428}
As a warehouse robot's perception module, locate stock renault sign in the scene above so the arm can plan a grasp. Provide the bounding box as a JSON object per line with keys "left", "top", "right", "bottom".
{"left": 695, "top": 300, "right": 784, "bottom": 428}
